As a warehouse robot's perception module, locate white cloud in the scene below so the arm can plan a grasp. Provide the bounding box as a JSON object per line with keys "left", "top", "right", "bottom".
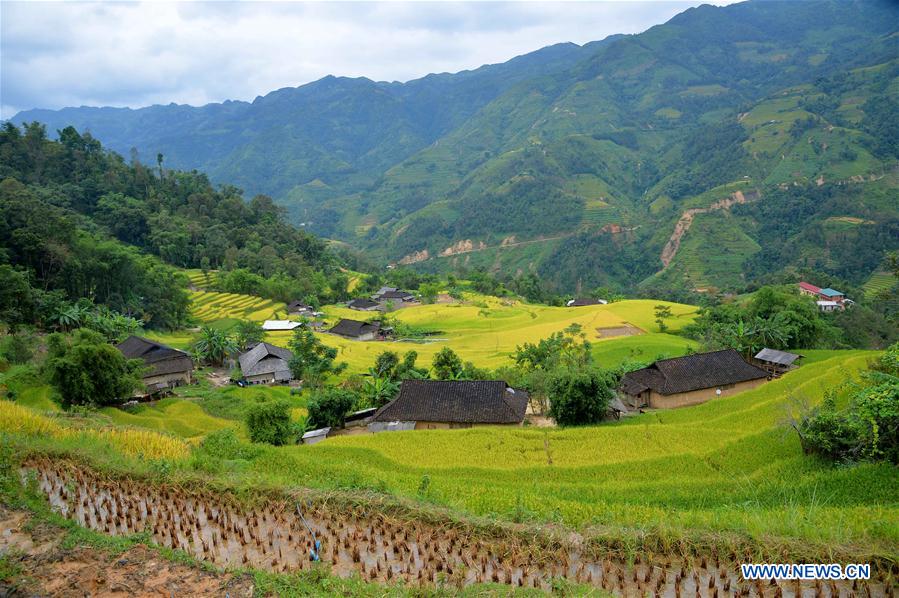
{"left": 1, "top": 1, "right": 737, "bottom": 119}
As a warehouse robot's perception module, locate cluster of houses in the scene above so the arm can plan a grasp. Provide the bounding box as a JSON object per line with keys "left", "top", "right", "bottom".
{"left": 348, "top": 287, "right": 417, "bottom": 311}
{"left": 115, "top": 335, "right": 300, "bottom": 393}
{"left": 798, "top": 281, "right": 851, "bottom": 312}
{"left": 116, "top": 330, "right": 802, "bottom": 435}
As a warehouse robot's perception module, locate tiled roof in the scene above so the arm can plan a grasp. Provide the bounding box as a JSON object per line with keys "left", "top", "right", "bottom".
{"left": 567, "top": 298, "right": 607, "bottom": 307}
{"left": 620, "top": 349, "right": 767, "bottom": 396}
{"left": 238, "top": 342, "right": 293, "bottom": 378}
{"left": 378, "top": 290, "right": 414, "bottom": 300}
{"left": 371, "top": 380, "right": 528, "bottom": 424}
{"left": 329, "top": 319, "right": 379, "bottom": 338}
{"left": 348, "top": 298, "right": 380, "bottom": 309}
{"left": 116, "top": 336, "right": 193, "bottom": 377}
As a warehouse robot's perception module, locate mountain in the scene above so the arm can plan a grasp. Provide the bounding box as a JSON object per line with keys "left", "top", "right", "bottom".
{"left": 11, "top": 0, "right": 899, "bottom": 293}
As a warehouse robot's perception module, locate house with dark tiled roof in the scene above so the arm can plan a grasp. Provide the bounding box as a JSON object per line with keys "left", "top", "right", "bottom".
{"left": 566, "top": 297, "right": 608, "bottom": 307}
{"left": 348, "top": 298, "right": 381, "bottom": 311}
{"left": 116, "top": 336, "right": 193, "bottom": 394}
{"left": 373, "top": 289, "right": 416, "bottom": 304}
{"left": 619, "top": 349, "right": 768, "bottom": 409}
{"left": 287, "top": 300, "right": 314, "bottom": 315}
{"left": 237, "top": 342, "right": 293, "bottom": 385}
{"left": 369, "top": 380, "right": 528, "bottom": 430}
{"left": 328, "top": 318, "right": 382, "bottom": 341}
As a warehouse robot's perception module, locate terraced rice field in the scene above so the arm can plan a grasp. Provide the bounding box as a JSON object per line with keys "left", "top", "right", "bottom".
{"left": 184, "top": 268, "right": 217, "bottom": 289}
{"left": 580, "top": 202, "right": 621, "bottom": 228}
{"left": 263, "top": 297, "right": 699, "bottom": 374}
{"left": 189, "top": 290, "right": 286, "bottom": 324}
{"left": 863, "top": 271, "right": 895, "bottom": 297}
{"left": 285, "top": 351, "right": 897, "bottom": 554}
{"left": 98, "top": 398, "right": 241, "bottom": 440}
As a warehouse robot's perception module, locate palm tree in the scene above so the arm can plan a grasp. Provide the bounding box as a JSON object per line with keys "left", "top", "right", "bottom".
{"left": 54, "top": 304, "right": 89, "bottom": 332}
{"left": 362, "top": 370, "right": 399, "bottom": 408}
{"left": 193, "top": 326, "right": 237, "bottom": 367}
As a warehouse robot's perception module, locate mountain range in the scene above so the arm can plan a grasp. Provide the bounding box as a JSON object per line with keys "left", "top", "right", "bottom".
{"left": 11, "top": 0, "right": 899, "bottom": 293}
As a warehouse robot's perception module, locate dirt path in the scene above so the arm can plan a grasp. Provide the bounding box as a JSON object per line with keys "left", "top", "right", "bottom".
{"left": 0, "top": 507, "right": 255, "bottom": 597}
{"left": 660, "top": 189, "right": 760, "bottom": 268}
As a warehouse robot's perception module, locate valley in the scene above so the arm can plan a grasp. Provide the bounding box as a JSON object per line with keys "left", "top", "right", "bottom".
{"left": 2, "top": 1, "right": 898, "bottom": 595}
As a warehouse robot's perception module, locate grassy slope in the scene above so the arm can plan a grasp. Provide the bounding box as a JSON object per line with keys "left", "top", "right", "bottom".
{"left": 98, "top": 398, "right": 242, "bottom": 441}
{"left": 268, "top": 351, "right": 896, "bottom": 553}
{"left": 2, "top": 351, "right": 895, "bottom": 558}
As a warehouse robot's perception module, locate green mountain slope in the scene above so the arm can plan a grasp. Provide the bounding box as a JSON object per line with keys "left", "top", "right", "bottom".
{"left": 10, "top": 0, "right": 899, "bottom": 293}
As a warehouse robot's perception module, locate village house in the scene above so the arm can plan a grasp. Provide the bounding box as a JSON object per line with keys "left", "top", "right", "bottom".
{"left": 566, "top": 298, "right": 608, "bottom": 307}
{"left": 619, "top": 349, "right": 768, "bottom": 410}
{"left": 347, "top": 298, "right": 381, "bottom": 311}
{"left": 286, "top": 300, "right": 316, "bottom": 316}
{"left": 373, "top": 289, "right": 416, "bottom": 304}
{"left": 369, "top": 380, "right": 528, "bottom": 431}
{"left": 116, "top": 336, "right": 193, "bottom": 394}
{"left": 328, "top": 318, "right": 382, "bottom": 341}
{"left": 237, "top": 342, "right": 293, "bottom": 385}
{"left": 798, "top": 282, "right": 850, "bottom": 311}
{"left": 753, "top": 347, "right": 802, "bottom": 376}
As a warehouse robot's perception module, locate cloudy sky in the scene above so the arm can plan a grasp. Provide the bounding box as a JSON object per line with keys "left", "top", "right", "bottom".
{"left": 1, "top": 1, "right": 736, "bottom": 119}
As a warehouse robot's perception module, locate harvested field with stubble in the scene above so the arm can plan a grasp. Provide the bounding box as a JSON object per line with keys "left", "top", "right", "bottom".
{"left": 23, "top": 459, "right": 897, "bottom": 596}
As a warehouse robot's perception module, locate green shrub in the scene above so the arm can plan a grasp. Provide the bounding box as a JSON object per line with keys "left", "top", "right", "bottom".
{"left": 197, "top": 428, "right": 261, "bottom": 460}
{"left": 0, "top": 333, "right": 35, "bottom": 365}
{"left": 244, "top": 399, "right": 295, "bottom": 445}
{"left": 44, "top": 329, "right": 143, "bottom": 408}
{"left": 306, "top": 388, "right": 356, "bottom": 429}
{"left": 547, "top": 368, "right": 615, "bottom": 426}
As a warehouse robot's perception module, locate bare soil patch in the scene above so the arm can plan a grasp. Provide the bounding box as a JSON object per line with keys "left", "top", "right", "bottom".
{"left": 0, "top": 506, "right": 254, "bottom": 597}
{"left": 595, "top": 324, "right": 643, "bottom": 338}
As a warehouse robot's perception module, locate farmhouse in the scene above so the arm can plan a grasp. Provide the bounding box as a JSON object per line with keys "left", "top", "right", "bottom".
{"left": 619, "top": 349, "right": 768, "bottom": 409}
{"left": 375, "top": 289, "right": 415, "bottom": 303}
{"left": 329, "top": 318, "right": 382, "bottom": 341}
{"left": 754, "top": 347, "right": 802, "bottom": 375}
{"left": 566, "top": 298, "right": 608, "bottom": 307}
{"left": 116, "top": 336, "right": 193, "bottom": 393}
{"left": 262, "top": 320, "right": 303, "bottom": 331}
{"left": 286, "top": 300, "right": 314, "bottom": 315}
{"left": 369, "top": 380, "right": 528, "bottom": 430}
{"left": 348, "top": 298, "right": 381, "bottom": 311}
{"left": 237, "top": 342, "right": 293, "bottom": 385}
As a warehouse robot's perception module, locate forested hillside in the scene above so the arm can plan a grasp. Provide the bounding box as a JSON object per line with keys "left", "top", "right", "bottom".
{"left": 10, "top": 0, "right": 899, "bottom": 294}
{"left": 0, "top": 124, "right": 350, "bottom": 331}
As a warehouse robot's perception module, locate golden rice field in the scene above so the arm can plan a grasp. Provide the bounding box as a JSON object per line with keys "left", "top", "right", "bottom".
{"left": 263, "top": 296, "right": 699, "bottom": 373}
{"left": 184, "top": 268, "right": 218, "bottom": 289}
{"left": 189, "top": 289, "right": 286, "bottom": 324}
{"left": 270, "top": 351, "right": 897, "bottom": 552}
{"left": 0, "top": 400, "right": 189, "bottom": 460}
